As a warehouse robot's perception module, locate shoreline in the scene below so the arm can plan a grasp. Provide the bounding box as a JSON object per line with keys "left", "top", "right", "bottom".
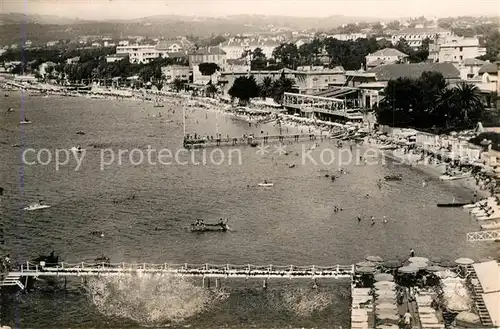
{"left": 369, "top": 142, "right": 490, "bottom": 201}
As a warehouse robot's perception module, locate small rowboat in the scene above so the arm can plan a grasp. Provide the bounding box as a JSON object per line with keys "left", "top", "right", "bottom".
{"left": 384, "top": 175, "right": 402, "bottom": 181}
{"left": 19, "top": 120, "right": 32, "bottom": 125}
{"left": 190, "top": 224, "right": 228, "bottom": 232}
{"left": 258, "top": 183, "right": 274, "bottom": 187}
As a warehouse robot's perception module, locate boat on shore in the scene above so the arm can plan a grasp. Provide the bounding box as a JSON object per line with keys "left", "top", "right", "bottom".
{"left": 439, "top": 172, "right": 471, "bottom": 181}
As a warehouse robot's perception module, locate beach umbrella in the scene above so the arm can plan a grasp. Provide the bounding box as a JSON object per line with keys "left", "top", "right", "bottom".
{"left": 366, "top": 256, "right": 384, "bottom": 263}
{"left": 410, "top": 262, "right": 428, "bottom": 270}
{"left": 383, "top": 260, "right": 402, "bottom": 269}
{"left": 356, "top": 261, "right": 376, "bottom": 267}
{"left": 374, "top": 273, "right": 394, "bottom": 282}
{"left": 455, "top": 258, "right": 474, "bottom": 265}
{"left": 409, "top": 257, "right": 429, "bottom": 263}
{"left": 399, "top": 266, "right": 419, "bottom": 274}
{"left": 426, "top": 265, "right": 446, "bottom": 272}
{"left": 440, "top": 260, "right": 456, "bottom": 268}
{"left": 374, "top": 281, "right": 396, "bottom": 289}
{"left": 356, "top": 266, "right": 376, "bottom": 274}
{"left": 430, "top": 257, "right": 442, "bottom": 264}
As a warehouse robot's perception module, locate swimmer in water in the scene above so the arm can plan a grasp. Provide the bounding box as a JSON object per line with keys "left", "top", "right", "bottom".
{"left": 383, "top": 216, "right": 388, "bottom": 223}
{"left": 370, "top": 216, "right": 375, "bottom": 225}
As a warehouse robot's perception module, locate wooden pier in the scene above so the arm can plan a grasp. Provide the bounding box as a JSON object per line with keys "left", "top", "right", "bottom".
{"left": 184, "top": 131, "right": 346, "bottom": 148}
{"left": 1, "top": 262, "right": 355, "bottom": 290}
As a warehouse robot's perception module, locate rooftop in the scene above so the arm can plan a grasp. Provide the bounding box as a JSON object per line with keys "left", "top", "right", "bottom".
{"left": 366, "top": 62, "right": 460, "bottom": 81}
{"left": 440, "top": 38, "right": 480, "bottom": 48}
{"left": 396, "top": 27, "right": 451, "bottom": 34}
{"left": 478, "top": 62, "right": 497, "bottom": 74}
{"left": 189, "top": 46, "right": 226, "bottom": 56}
{"left": 368, "top": 48, "right": 408, "bottom": 58}
{"left": 463, "top": 58, "right": 487, "bottom": 66}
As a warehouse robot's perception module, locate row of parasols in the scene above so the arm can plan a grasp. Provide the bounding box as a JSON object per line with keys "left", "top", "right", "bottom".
{"left": 355, "top": 256, "right": 475, "bottom": 276}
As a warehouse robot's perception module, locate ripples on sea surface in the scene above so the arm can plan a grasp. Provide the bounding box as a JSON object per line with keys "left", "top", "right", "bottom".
{"left": 0, "top": 92, "right": 498, "bottom": 328}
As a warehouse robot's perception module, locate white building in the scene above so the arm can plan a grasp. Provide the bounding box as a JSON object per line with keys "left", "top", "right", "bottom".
{"left": 365, "top": 48, "right": 408, "bottom": 68}
{"left": 156, "top": 40, "right": 184, "bottom": 53}
{"left": 161, "top": 65, "right": 190, "bottom": 83}
{"left": 106, "top": 53, "right": 128, "bottom": 63}
{"left": 116, "top": 45, "right": 158, "bottom": 64}
{"left": 438, "top": 38, "right": 486, "bottom": 64}
{"left": 391, "top": 27, "right": 453, "bottom": 49}
{"left": 328, "top": 33, "right": 367, "bottom": 41}
{"left": 188, "top": 47, "right": 227, "bottom": 69}
{"left": 219, "top": 39, "right": 279, "bottom": 60}
{"left": 118, "top": 40, "right": 130, "bottom": 46}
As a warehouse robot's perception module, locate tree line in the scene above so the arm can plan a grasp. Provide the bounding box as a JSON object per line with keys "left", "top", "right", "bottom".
{"left": 241, "top": 36, "right": 430, "bottom": 71}
{"left": 376, "top": 71, "right": 486, "bottom": 133}
{"left": 228, "top": 72, "right": 296, "bottom": 105}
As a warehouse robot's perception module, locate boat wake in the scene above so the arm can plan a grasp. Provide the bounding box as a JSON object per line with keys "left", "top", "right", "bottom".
{"left": 85, "top": 272, "right": 229, "bottom": 324}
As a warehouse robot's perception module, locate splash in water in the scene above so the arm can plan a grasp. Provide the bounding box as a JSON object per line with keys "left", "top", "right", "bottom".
{"left": 85, "top": 272, "right": 229, "bottom": 324}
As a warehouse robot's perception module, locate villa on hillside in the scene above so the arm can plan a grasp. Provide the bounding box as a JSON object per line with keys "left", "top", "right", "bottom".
{"left": 365, "top": 48, "right": 409, "bottom": 68}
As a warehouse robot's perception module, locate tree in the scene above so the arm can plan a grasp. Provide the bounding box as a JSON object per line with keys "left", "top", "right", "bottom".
{"left": 478, "top": 31, "right": 500, "bottom": 62}
{"left": 376, "top": 71, "right": 485, "bottom": 132}
{"left": 228, "top": 75, "right": 259, "bottom": 105}
{"left": 272, "top": 72, "right": 296, "bottom": 104}
{"left": 451, "top": 82, "right": 484, "bottom": 123}
{"left": 252, "top": 47, "right": 265, "bottom": 61}
{"left": 172, "top": 78, "right": 185, "bottom": 92}
{"left": 259, "top": 76, "right": 274, "bottom": 99}
{"left": 198, "top": 62, "right": 220, "bottom": 76}
{"left": 272, "top": 43, "right": 299, "bottom": 69}
{"left": 205, "top": 82, "right": 218, "bottom": 98}
{"left": 386, "top": 20, "right": 401, "bottom": 30}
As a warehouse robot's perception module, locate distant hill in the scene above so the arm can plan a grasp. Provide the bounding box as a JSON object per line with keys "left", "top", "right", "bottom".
{"left": 0, "top": 13, "right": 386, "bottom": 46}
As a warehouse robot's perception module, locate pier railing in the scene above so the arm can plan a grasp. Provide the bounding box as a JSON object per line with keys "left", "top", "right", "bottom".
{"left": 12, "top": 262, "right": 355, "bottom": 279}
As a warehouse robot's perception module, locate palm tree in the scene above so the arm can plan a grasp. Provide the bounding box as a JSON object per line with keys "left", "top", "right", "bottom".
{"left": 272, "top": 72, "right": 296, "bottom": 104}
{"left": 173, "top": 78, "right": 185, "bottom": 92}
{"left": 206, "top": 83, "right": 218, "bottom": 98}
{"left": 259, "top": 76, "right": 273, "bottom": 100}
{"left": 451, "top": 82, "right": 484, "bottom": 123}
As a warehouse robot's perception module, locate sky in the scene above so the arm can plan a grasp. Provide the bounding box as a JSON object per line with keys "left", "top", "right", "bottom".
{"left": 2, "top": 0, "right": 499, "bottom": 20}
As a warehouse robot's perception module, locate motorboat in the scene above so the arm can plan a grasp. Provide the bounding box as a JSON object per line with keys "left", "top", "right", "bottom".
{"left": 384, "top": 174, "right": 402, "bottom": 181}
{"left": 24, "top": 202, "right": 51, "bottom": 211}
{"left": 19, "top": 120, "right": 32, "bottom": 124}
{"left": 258, "top": 182, "right": 274, "bottom": 187}
{"left": 439, "top": 172, "right": 471, "bottom": 181}
{"left": 76, "top": 131, "right": 85, "bottom": 135}
{"left": 288, "top": 163, "right": 295, "bottom": 168}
